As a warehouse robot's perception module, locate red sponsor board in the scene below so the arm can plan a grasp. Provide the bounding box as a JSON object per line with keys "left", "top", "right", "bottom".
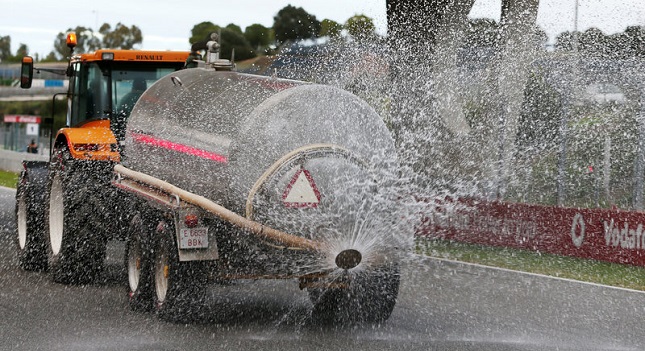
{"left": 3, "top": 115, "right": 41, "bottom": 124}
{"left": 416, "top": 197, "right": 645, "bottom": 267}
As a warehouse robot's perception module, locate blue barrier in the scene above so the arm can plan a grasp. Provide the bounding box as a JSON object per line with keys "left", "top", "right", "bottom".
{"left": 44, "top": 80, "right": 64, "bottom": 87}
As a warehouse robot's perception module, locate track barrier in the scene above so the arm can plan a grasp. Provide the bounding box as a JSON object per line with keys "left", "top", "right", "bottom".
{"left": 417, "top": 197, "right": 645, "bottom": 267}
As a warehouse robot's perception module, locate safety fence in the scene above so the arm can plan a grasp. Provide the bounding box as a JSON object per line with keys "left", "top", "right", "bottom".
{"left": 416, "top": 197, "right": 645, "bottom": 267}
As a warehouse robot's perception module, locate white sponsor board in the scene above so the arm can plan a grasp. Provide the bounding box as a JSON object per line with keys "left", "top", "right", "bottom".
{"left": 26, "top": 123, "right": 39, "bottom": 136}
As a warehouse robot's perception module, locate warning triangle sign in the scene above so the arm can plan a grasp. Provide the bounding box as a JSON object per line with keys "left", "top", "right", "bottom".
{"left": 282, "top": 169, "right": 321, "bottom": 208}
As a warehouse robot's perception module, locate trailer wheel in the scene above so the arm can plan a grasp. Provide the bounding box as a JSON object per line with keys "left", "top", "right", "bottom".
{"left": 154, "top": 221, "right": 208, "bottom": 322}
{"left": 15, "top": 176, "right": 47, "bottom": 271}
{"left": 309, "top": 264, "right": 400, "bottom": 325}
{"left": 125, "top": 213, "right": 155, "bottom": 312}
{"left": 46, "top": 146, "right": 105, "bottom": 284}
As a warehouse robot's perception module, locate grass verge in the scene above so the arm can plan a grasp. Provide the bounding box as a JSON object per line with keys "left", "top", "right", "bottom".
{"left": 416, "top": 237, "right": 645, "bottom": 292}
{"left": 0, "top": 170, "right": 18, "bottom": 188}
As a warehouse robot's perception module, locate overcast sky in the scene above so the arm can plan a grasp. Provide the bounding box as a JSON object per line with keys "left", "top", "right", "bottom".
{"left": 1, "top": 0, "right": 643, "bottom": 58}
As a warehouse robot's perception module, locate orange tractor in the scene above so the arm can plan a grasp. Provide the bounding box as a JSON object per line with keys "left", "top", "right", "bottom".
{"left": 16, "top": 33, "right": 189, "bottom": 281}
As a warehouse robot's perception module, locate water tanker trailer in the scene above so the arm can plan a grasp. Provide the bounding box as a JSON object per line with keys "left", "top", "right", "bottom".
{"left": 115, "top": 64, "right": 406, "bottom": 323}
{"left": 15, "top": 33, "right": 406, "bottom": 324}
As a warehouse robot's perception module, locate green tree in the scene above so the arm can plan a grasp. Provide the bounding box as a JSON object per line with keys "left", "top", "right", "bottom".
{"left": 189, "top": 21, "right": 220, "bottom": 46}
{"left": 272, "top": 5, "right": 321, "bottom": 44}
{"left": 534, "top": 26, "right": 549, "bottom": 51}
{"left": 221, "top": 28, "right": 255, "bottom": 60}
{"left": 578, "top": 27, "right": 606, "bottom": 57}
{"left": 0, "top": 37, "right": 31, "bottom": 63}
{"left": 552, "top": 26, "right": 645, "bottom": 59}
{"left": 320, "top": 19, "right": 342, "bottom": 39}
{"left": 54, "top": 26, "right": 101, "bottom": 58}
{"left": 188, "top": 22, "right": 255, "bottom": 61}
{"left": 554, "top": 31, "right": 576, "bottom": 51}
{"left": 226, "top": 23, "right": 243, "bottom": 35}
{"left": 0, "top": 35, "right": 11, "bottom": 62}
{"left": 15, "top": 43, "right": 28, "bottom": 58}
{"left": 344, "top": 14, "right": 376, "bottom": 40}
{"left": 42, "top": 51, "right": 59, "bottom": 62}
{"left": 465, "top": 18, "right": 499, "bottom": 48}
{"left": 99, "top": 22, "right": 143, "bottom": 49}
{"left": 517, "top": 70, "right": 562, "bottom": 153}
{"left": 623, "top": 25, "right": 645, "bottom": 58}
{"left": 244, "top": 23, "right": 273, "bottom": 51}
{"left": 605, "top": 32, "right": 624, "bottom": 59}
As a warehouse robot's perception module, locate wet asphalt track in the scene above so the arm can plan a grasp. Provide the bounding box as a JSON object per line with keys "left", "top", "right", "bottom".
{"left": 1, "top": 186, "right": 645, "bottom": 351}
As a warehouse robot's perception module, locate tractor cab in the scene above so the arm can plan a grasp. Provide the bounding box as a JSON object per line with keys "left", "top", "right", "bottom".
{"left": 20, "top": 33, "right": 189, "bottom": 161}
{"left": 67, "top": 49, "right": 189, "bottom": 141}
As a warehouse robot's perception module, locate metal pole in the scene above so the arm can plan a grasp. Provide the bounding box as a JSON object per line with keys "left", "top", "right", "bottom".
{"left": 603, "top": 134, "right": 611, "bottom": 204}
{"left": 557, "top": 96, "right": 569, "bottom": 206}
{"left": 633, "top": 85, "right": 645, "bottom": 210}
{"left": 558, "top": 0, "right": 580, "bottom": 206}
{"left": 573, "top": 0, "right": 579, "bottom": 34}
{"left": 496, "top": 99, "right": 508, "bottom": 200}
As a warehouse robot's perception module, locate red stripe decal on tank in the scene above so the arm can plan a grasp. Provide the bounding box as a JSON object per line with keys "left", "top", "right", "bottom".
{"left": 130, "top": 132, "right": 228, "bottom": 163}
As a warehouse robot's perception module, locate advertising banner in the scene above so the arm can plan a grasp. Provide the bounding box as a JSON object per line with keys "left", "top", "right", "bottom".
{"left": 417, "top": 198, "right": 645, "bottom": 267}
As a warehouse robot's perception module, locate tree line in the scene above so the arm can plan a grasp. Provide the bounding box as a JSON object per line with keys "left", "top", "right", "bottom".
{"left": 554, "top": 26, "right": 645, "bottom": 59}
{"left": 0, "top": 22, "right": 142, "bottom": 63}
{"left": 463, "top": 18, "right": 644, "bottom": 60}
{"left": 0, "top": 5, "right": 377, "bottom": 63}
{"left": 1, "top": 4, "right": 643, "bottom": 63}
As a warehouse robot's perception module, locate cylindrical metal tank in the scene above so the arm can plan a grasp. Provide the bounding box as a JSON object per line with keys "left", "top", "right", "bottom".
{"left": 124, "top": 68, "right": 398, "bottom": 254}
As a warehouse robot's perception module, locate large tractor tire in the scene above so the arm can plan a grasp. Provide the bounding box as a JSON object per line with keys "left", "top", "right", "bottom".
{"left": 125, "top": 212, "right": 156, "bottom": 312}
{"left": 309, "top": 264, "right": 400, "bottom": 325}
{"left": 45, "top": 146, "right": 106, "bottom": 284}
{"left": 153, "top": 220, "right": 209, "bottom": 323}
{"left": 15, "top": 169, "right": 48, "bottom": 271}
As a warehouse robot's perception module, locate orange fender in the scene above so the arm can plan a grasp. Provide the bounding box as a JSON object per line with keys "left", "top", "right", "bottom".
{"left": 57, "top": 119, "right": 120, "bottom": 162}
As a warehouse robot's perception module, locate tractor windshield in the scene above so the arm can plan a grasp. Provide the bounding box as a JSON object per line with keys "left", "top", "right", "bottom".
{"left": 109, "top": 63, "right": 179, "bottom": 141}
{"left": 68, "top": 60, "right": 182, "bottom": 139}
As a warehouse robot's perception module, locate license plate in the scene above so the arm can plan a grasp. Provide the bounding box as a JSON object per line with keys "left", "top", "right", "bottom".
{"left": 179, "top": 227, "right": 209, "bottom": 249}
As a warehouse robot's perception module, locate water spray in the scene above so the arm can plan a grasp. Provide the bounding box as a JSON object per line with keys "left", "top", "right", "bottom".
{"left": 119, "top": 62, "right": 408, "bottom": 323}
